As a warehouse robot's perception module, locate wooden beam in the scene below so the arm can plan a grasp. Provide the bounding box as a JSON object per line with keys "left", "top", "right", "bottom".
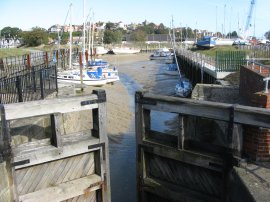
{"left": 143, "top": 177, "right": 221, "bottom": 202}
{"left": 140, "top": 93, "right": 270, "bottom": 128}
{"left": 0, "top": 95, "right": 99, "bottom": 121}
{"left": 19, "top": 174, "right": 102, "bottom": 202}
{"left": 13, "top": 136, "right": 100, "bottom": 169}
{"left": 140, "top": 143, "right": 224, "bottom": 172}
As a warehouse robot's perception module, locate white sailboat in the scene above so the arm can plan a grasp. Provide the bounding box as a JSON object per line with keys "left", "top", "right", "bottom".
{"left": 170, "top": 18, "right": 192, "bottom": 97}
{"left": 57, "top": 2, "right": 108, "bottom": 86}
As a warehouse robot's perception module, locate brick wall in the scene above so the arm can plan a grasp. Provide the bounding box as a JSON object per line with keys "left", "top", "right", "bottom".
{"left": 240, "top": 66, "right": 270, "bottom": 161}
{"left": 239, "top": 66, "right": 268, "bottom": 105}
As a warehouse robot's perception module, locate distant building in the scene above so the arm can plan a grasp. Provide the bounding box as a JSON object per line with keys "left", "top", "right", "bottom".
{"left": 48, "top": 24, "right": 61, "bottom": 33}
{"left": 116, "top": 21, "right": 127, "bottom": 30}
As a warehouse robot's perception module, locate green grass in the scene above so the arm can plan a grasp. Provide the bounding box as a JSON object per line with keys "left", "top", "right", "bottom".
{"left": 190, "top": 46, "right": 250, "bottom": 57}
{"left": 0, "top": 48, "right": 31, "bottom": 58}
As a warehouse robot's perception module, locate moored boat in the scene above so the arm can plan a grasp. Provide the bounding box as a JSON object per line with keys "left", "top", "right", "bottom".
{"left": 112, "top": 47, "right": 140, "bottom": 54}
{"left": 175, "top": 79, "right": 193, "bottom": 97}
{"left": 196, "top": 36, "right": 216, "bottom": 48}
{"left": 149, "top": 48, "right": 174, "bottom": 60}
{"left": 57, "top": 69, "right": 107, "bottom": 86}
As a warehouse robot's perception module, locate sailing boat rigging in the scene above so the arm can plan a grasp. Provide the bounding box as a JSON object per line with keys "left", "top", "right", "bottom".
{"left": 170, "top": 17, "right": 192, "bottom": 97}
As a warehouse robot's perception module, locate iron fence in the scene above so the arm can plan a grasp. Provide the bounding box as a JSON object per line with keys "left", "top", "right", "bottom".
{"left": 215, "top": 51, "right": 246, "bottom": 72}
{"left": 0, "top": 64, "right": 57, "bottom": 104}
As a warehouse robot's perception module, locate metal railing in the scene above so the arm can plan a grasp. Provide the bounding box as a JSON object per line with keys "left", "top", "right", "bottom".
{"left": 0, "top": 64, "right": 57, "bottom": 104}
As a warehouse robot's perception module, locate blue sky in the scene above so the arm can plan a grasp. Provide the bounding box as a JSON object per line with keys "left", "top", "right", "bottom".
{"left": 1, "top": 0, "right": 269, "bottom": 37}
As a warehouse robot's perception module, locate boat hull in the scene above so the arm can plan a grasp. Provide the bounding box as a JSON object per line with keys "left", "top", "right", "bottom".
{"left": 112, "top": 48, "right": 140, "bottom": 54}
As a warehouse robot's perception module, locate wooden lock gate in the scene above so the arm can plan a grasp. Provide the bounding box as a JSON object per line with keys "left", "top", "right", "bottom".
{"left": 0, "top": 89, "right": 110, "bottom": 202}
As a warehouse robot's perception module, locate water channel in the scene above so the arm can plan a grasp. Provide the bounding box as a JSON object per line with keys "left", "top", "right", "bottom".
{"left": 109, "top": 59, "right": 179, "bottom": 202}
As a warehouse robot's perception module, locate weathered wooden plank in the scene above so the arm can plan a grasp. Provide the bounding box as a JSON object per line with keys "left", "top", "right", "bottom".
{"left": 50, "top": 114, "right": 63, "bottom": 149}
{"left": 13, "top": 137, "right": 100, "bottom": 169}
{"left": 63, "top": 192, "right": 96, "bottom": 202}
{"left": 19, "top": 174, "right": 102, "bottom": 202}
{"left": 140, "top": 143, "right": 224, "bottom": 172}
{"left": 1, "top": 95, "right": 99, "bottom": 121}
{"left": 15, "top": 153, "right": 95, "bottom": 195}
{"left": 146, "top": 130, "right": 178, "bottom": 148}
{"left": 143, "top": 177, "right": 220, "bottom": 202}
{"left": 140, "top": 93, "right": 270, "bottom": 128}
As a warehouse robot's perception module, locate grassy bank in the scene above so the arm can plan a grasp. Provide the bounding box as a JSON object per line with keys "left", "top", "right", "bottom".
{"left": 0, "top": 48, "right": 31, "bottom": 58}
{"left": 191, "top": 46, "right": 250, "bottom": 57}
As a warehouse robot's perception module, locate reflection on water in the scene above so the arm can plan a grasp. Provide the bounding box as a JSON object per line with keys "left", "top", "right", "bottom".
{"left": 109, "top": 59, "right": 179, "bottom": 202}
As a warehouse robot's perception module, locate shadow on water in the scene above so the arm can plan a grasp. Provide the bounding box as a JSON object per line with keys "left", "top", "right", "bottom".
{"left": 109, "top": 59, "right": 180, "bottom": 202}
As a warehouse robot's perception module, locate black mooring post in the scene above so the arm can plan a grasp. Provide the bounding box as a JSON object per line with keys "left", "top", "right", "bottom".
{"left": 16, "top": 76, "right": 23, "bottom": 102}
{"left": 40, "top": 70, "right": 44, "bottom": 99}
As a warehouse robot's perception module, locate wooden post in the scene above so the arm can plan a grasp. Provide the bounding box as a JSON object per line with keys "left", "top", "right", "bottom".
{"left": 40, "top": 70, "right": 44, "bottom": 99}
{"left": 85, "top": 50, "right": 88, "bottom": 64}
{"left": 31, "top": 67, "right": 37, "bottom": 92}
{"left": 27, "top": 54, "right": 31, "bottom": 69}
{"left": 16, "top": 76, "right": 23, "bottom": 102}
{"left": 44, "top": 52, "right": 48, "bottom": 66}
{"left": 0, "top": 105, "right": 16, "bottom": 201}
{"left": 91, "top": 90, "right": 111, "bottom": 202}
{"left": 79, "top": 52, "right": 83, "bottom": 91}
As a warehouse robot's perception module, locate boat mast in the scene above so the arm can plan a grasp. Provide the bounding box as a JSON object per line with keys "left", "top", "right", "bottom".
{"left": 69, "top": 3, "right": 72, "bottom": 69}
{"left": 91, "top": 13, "right": 95, "bottom": 63}
{"left": 82, "top": 0, "right": 86, "bottom": 69}
{"left": 171, "top": 17, "right": 182, "bottom": 81}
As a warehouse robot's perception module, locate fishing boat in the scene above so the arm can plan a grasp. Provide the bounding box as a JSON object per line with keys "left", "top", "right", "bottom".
{"left": 57, "top": 69, "right": 107, "bottom": 86}
{"left": 112, "top": 47, "right": 140, "bottom": 54}
{"left": 196, "top": 36, "right": 216, "bottom": 48}
{"left": 149, "top": 48, "right": 174, "bottom": 60}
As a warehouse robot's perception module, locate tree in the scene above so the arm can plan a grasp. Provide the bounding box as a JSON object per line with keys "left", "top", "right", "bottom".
{"left": 103, "top": 30, "right": 122, "bottom": 44}
{"left": 265, "top": 31, "right": 270, "bottom": 40}
{"left": 22, "top": 27, "right": 49, "bottom": 46}
{"left": 130, "top": 30, "right": 147, "bottom": 42}
{"left": 105, "top": 22, "right": 115, "bottom": 30}
{"left": 137, "top": 25, "right": 155, "bottom": 34}
{"left": 0, "top": 26, "right": 22, "bottom": 38}
{"left": 226, "top": 31, "right": 238, "bottom": 38}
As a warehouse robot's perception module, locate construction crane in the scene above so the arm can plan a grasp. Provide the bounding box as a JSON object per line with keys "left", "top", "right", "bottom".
{"left": 243, "top": 0, "right": 256, "bottom": 40}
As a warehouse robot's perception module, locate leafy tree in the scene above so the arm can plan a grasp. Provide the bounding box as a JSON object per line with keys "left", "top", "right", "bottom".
{"left": 103, "top": 30, "right": 122, "bottom": 44}
{"left": 0, "top": 26, "right": 22, "bottom": 38}
{"left": 231, "top": 31, "right": 238, "bottom": 38}
{"left": 226, "top": 31, "right": 238, "bottom": 38}
{"left": 22, "top": 27, "right": 49, "bottom": 46}
{"left": 265, "top": 31, "right": 270, "bottom": 40}
{"left": 137, "top": 25, "right": 155, "bottom": 35}
{"left": 130, "top": 30, "right": 147, "bottom": 42}
{"left": 105, "top": 22, "right": 115, "bottom": 30}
